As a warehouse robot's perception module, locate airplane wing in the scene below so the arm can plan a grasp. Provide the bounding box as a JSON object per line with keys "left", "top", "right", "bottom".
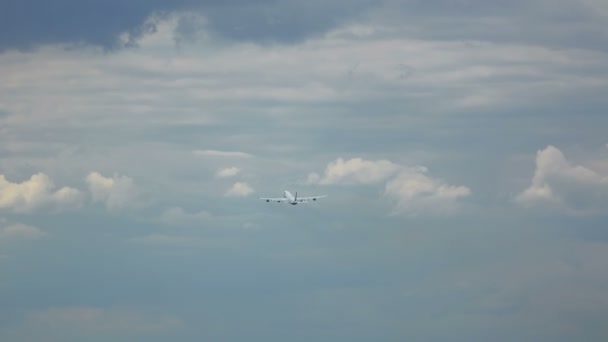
{"left": 295, "top": 195, "right": 327, "bottom": 203}
{"left": 260, "top": 197, "right": 288, "bottom": 203}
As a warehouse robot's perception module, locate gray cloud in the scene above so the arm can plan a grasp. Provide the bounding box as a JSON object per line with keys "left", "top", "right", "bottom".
{"left": 369, "top": 0, "right": 608, "bottom": 52}
{"left": 4, "top": 0, "right": 606, "bottom": 53}
{"left": 196, "top": 0, "right": 375, "bottom": 44}
{"left": 0, "top": 0, "right": 176, "bottom": 51}
{"left": 0, "top": 0, "right": 375, "bottom": 51}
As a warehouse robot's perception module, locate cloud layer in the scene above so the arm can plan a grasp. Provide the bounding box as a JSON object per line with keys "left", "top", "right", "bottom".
{"left": 0, "top": 0, "right": 377, "bottom": 51}
{"left": 0, "top": 221, "right": 46, "bottom": 240}
{"left": 27, "top": 307, "right": 183, "bottom": 334}
{"left": 160, "top": 206, "right": 212, "bottom": 227}
{"left": 3, "top": 0, "right": 608, "bottom": 53}
{"left": 2, "top": 2, "right": 608, "bottom": 341}
{"left": 193, "top": 150, "right": 253, "bottom": 158}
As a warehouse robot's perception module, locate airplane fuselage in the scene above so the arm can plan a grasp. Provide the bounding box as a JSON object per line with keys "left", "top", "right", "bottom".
{"left": 260, "top": 191, "right": 325, "bottom": 205}
{"left": 284, "top": 191, "right": 298, "bottom": 205}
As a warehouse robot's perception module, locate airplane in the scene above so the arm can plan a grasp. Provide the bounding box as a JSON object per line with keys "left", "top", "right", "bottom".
{"left": 260, "top": 191, "right": 327, "bottom": 205}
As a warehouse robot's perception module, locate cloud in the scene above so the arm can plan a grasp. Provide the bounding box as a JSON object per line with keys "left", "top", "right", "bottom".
{"left": 198, "top": 0, "right": 376, "bottom": 44}
{"left": 0, "top": 221, "right": 46, "bottom": 240}
{"left": 0, "top": 173, "right": 83, "bottom": 213}
{"left": 225, "top": 182, "right": 254, "bottom": 197}
{"left": 27, "top": 307, "right": 184, "bottom": 334}
{"left": 0, "top": 1, "right": 165, "bottom": 51}
{"left": 216, "top": 167, "right": 241, "bottom": 178}
{"left": 242, "top": 222, "right": 260, "bottom": 229}
{"left": 193, "top": 150, "right": 253, "bottom": 158}
{"left": 516, "top": 145, "right": 608, "bottom": 214}
{"left": 85, "top": 172, "right": 138, "bottom": 211}
{"left": 0, "top": 1, "right": 377, "bottom": 51}
{"left": 373, "top": 0, "right": 608, "bottom": 52}
{"left": 160, "top": 207, "right": 212, "bottom": 227}
{"left": 130, "top": 234, "right": 193, "bottom": 245}
{"left": 310, "top": 158, "right": 471, "bottom": 216}
{"left": 385, "top": 167, "right": 471, "bottom": 216}
{"left": 1, "top": 0, "right": 607, "bottom": 55}
{"left": 307, "top": 158, "right": 399, "bottom": 185}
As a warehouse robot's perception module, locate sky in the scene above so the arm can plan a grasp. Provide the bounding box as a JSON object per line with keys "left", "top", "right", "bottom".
{"left": 1, "top": 0, "right": 608, "bottom": 341}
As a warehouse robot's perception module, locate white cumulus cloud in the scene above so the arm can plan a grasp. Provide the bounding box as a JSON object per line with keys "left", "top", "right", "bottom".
{"left": 516, "top": 145, "right": 608, "bottom": 214}
{"left": 0, "top": 173, "right": 83, "bottom": 213}
{"left": 309, "top": 158, "right": 471, "bottom": 216}
{"left": 225, "top": 182, "right": 254, "bottom": 197}
{"left": 85, "top": 172, "right": 138, "bottom": 211}
{"left": 307, "top": 157, "right": 400, "bottom": 185}
{"left": 385, "top": 167, "right": 471, "bottom": 216}
{"left": 216, "top": 167, "right": 241, "bottom": 178}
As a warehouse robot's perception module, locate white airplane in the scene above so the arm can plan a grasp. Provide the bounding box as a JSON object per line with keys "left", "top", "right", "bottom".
{"left": 260, "top": 191, "right": 327, "bottom": 205}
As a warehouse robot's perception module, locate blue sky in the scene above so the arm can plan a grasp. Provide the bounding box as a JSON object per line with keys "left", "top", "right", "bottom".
{"left": 1, "top": 1, "right": 608, "bottom": 341}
